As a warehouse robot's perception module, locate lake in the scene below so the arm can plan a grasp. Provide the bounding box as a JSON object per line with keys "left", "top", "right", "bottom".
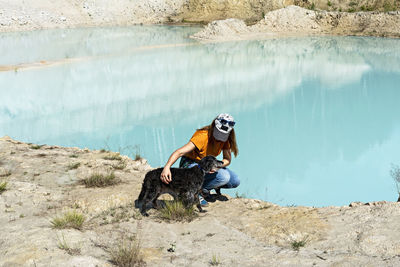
{"left": 1, "top": 26, "right": 400, "bottom": 206}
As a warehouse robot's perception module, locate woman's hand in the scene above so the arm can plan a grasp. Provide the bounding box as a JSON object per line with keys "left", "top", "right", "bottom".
{"left": 160, "top": 167, "right": 172, "bottom": 184}
{"left": 160, "top": 142, "right": 196, "bottom": 184}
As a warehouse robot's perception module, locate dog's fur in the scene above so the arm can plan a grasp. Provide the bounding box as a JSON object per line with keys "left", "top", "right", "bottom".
{"left": 137, "top": 155, "right": 223, "bottom": 216}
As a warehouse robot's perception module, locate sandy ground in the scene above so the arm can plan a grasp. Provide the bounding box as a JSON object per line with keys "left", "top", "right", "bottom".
{"left": 1, "top": 136, "right": 400, "bottom": 266}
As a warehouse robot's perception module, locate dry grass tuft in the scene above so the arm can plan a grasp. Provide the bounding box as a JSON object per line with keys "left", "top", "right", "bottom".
{"left": 157, "top": 200, "right": 198, "bottom": 222}
{"left": 0, "top": 170, "right": 11, "bottom": 177}
{"left": 96, "top": 203, "right": 142, "bottom": 225}
{"left": 209, "top": 253, "right": 221, "bottom": 265}
{"left": 0, "top": 181, "right": 7, "bottom": 194}
{"left": 57, "top": 233, "right": 81, "bottom": 255}
{"left": 82, "top": 172, "right": 119, "bottom": 187}
{"left": 51, "top": 210, "right": 85, "bottom": 230}
{"left": 30, "top": 144, "right": 43, "bottom": 150}
{"left": 113, "top": 161, "right": 127, "bottom": 170}
{"left": 67, "top": 162, "right": 81, "bottom": 170}
{"left": 103, "top": 153, "right": 122, "bottom": 161}
{"left": 110, "top": 234, "right": 146, "bottom": 267}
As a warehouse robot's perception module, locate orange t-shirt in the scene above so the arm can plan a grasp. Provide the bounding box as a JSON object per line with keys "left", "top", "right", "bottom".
{"left": 185, "top": 130, "right": 230, "bottom": 161}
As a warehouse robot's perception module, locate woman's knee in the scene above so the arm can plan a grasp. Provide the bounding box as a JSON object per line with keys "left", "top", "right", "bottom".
{"left": 215, "top": 168, "right": 230, "bottom": 186}
{"left": 225, "top": 169, "right": 240, "bottom": 188}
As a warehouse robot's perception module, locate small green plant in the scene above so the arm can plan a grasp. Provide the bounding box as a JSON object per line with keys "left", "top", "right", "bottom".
{"left": 390, "top": 164, "right": 400, "bottom": 201}
{"left": 234, "top": 191, "right": 246, "bottom": 198}
{"left": 349, "top": 1, "right": 357, "bottom": 7}
{"left": 51, "top": 210, "right": 85, "bottom": 229}
{"left": 167, "top": 242, "right": 176, "bottom": 252}
{"left": 82, "top": 172, "right": 118, "bottom": 187}
{"left": 158, "top": 201, "right": 197, "bottom": 222}
{"left": 291, "top": 239, "right": 307, "bottom": 251}
{"left": 57, "top": 233, "right": 81, "bottom": 255}
{"left": 100, "top": 149, "right": 107, "bottom": 153}
{"left": 347, "top": 8, "right": 356, "bottom": 12}
{"left": 327, "top": 0, "right": 332, "bottom": 7}
{"left": 384, "top": 2, "right": 395, "bottom": 12}
{"left": 109, "top": 234, "right": 145, "bottom": 267}
{"left": 69, "top": 154, "right": 78, "bottom": 158}
{"left": 209, "top": 254, "right": 221, "bottom": 265}
{"left": 0, "top": 181, "right": 8, "bottom": 194}
{"left": 103, "top": 153, "right": 122, "bottom": 161}
{"left": 30, "top": 144, "right": 43, "bottom": 150}
{"left": 310, "top": 2, "right": 315, "bottom": 10}
{"left": 67, "top": 162, "right": 80, "bottom": 170}
{"left": 366, "top": 6, "right": 374, "bottom": 11}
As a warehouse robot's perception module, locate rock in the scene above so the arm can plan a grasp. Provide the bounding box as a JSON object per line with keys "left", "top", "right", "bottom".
{"left": 349, "top": 201, "right": 364, "bottom": 207}
{"left": 191, "top": 18, "right": 251, "bottom": 41}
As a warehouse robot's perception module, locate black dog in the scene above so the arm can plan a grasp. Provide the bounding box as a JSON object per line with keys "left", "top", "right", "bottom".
{"left": 137, "top": 155, "right": 223, "bottom": 216}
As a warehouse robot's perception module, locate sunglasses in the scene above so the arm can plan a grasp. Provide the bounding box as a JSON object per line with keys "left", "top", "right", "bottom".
{"left": 219, "top": 118, "right": 236, "bottom": 127}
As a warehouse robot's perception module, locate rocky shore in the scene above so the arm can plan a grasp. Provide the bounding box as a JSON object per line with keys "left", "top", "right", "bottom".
{"left": 1, "top": 0, "right": 399, "bottom": 39}
{"left": 1, "top": 136, "right": 400, "bottom": 266}
{"left": 192, "top": 5, "right": 400, "bottom": 41}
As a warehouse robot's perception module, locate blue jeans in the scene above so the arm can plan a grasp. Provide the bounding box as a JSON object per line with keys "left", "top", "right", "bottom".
{"left": 203, "top": 167, "right": 240, "bottom": 191}
{"left": 187, "top": 162, "right": 240, "bottom": 191}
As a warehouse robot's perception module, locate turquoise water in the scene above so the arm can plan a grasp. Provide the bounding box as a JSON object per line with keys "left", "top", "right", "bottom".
{"left": 1, "top": 26, "right": 400, "bottom": 206}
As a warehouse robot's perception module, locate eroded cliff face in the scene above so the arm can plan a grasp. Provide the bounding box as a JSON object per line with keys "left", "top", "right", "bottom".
{"left": 192, "top": 6, "right": 400, "bottom": 40}
{"left": 175, "top": 0, "right": 400, "bottom": 24}
{"left": 175, "top": 0, "right": 288, "bottom": 24}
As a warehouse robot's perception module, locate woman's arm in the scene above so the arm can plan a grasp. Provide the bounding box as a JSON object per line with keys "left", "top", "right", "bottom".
{"left": 222, "top": 148, "right": 232, "bottom": 167}
{"left": 160, "top": 142, "right": 196, "bottom": 184}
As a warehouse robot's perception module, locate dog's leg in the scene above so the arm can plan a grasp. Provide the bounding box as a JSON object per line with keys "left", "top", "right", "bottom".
{"left": 182, "top": 192, "right": 194, "bottom": 209}
{"left": 137, "top": 183, "right": 147, "bottom": 202}
{"left": 141, "top": 188, "right": 160, "bottom": 216}
{"left": 140, "top": 197, "right": 150, "bottom": 217}
{"left": 140, "top": 188, "right": 153, "bottom": 216}
{"left": 152, "top": 191, "right": 161, "bottom": 209}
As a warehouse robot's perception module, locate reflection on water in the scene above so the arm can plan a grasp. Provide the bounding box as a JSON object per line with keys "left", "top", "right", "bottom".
{"left": 1, "top": 26, "right": 400, "bottom": 206}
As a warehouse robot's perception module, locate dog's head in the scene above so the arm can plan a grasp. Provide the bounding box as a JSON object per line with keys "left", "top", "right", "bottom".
{"left": 198, "top": 156, "right": 224, "bottom": 173}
